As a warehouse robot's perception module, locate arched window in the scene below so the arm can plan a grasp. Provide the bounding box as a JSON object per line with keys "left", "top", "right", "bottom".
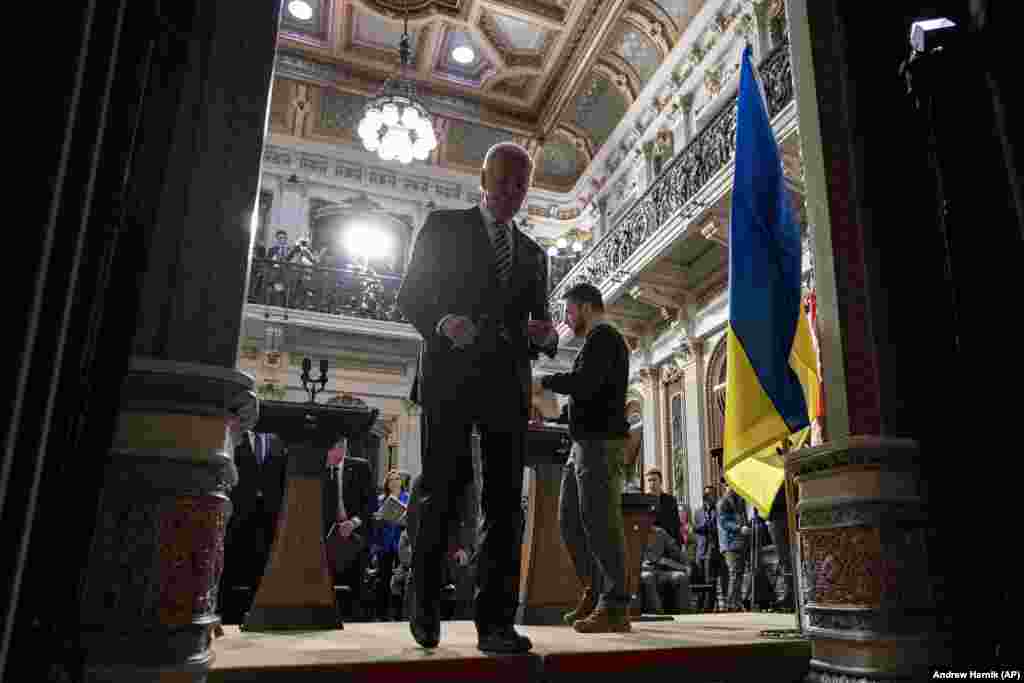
{"left": 705, "top": 336, "right": 728, "bottom": 492}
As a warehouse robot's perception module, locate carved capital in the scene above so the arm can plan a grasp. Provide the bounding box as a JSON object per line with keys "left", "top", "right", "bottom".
{"left": 660, "top": 362, "right": 684, "bottom": 385}
{"left": 701, "top": 220, "right": 729, "bottom": 247}
{"left": 641, "top": 140, "right": 655, "bottom": 161}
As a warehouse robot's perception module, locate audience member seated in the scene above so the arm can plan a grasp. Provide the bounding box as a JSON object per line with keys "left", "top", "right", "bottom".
{"left": 398, "top": 472, "right": 476, "bottom": 621}
{"left": 645, "top": 469, "right": 681, "bottom": 545}
{"left": 322, "top": 438, "right": 374, "bottom": 621}
{"left": 639, "top": 526, "right": 691, "bottom": 614}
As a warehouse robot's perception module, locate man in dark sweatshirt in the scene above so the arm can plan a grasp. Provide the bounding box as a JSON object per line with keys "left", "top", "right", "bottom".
{"left": 541, "top": 282, "right": 631, "bottom": 634}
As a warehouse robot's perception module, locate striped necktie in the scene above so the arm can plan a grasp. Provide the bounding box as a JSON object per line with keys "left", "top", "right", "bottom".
{"left": 494, "top": 221, "right": 512, "bottom": 285}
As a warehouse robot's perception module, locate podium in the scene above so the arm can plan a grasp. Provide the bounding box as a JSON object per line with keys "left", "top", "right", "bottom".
{"left": 621, "top": 493, "right": 657, "bottom": 618}
{"left": 242, "top": 400, "right": 377, "bottom": 631}
{"left": 516, "top": 424, "right": 574, "bottom": 625}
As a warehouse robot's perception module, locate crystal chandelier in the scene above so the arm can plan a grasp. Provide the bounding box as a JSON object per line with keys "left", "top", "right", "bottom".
{"left": 357, "top": 0, "right": 437, "bottom": 164}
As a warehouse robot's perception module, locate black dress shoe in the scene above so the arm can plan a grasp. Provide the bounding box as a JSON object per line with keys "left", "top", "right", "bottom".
{"left": 410, "top": 617, "right": 440, "bottom": 648}
{"left": 477, "top": 625, "right": 532, "bottom": 654}
{"left": 409, "top": 588, "right": 441, "bottom": 648}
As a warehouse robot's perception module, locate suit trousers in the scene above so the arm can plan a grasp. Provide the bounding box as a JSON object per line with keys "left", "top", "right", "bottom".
{"left": 412, "top": 343, "right": 526, "bottom": 630}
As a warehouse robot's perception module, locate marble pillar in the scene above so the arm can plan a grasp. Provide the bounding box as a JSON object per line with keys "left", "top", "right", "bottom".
{"left": 276, "top": 178, "right": 311, "bottom": 243}
{"left": 77, "top": 1, "right": 281, "bottom": 680}
{"left": 638, "top": 368, "right": 660, "bottom": 479}
{"left": 679, "top": 340, "right": 706, "bottom": 516}
{"left": 399, "top": 404, "right": 422, "bottom": 481}
{"left": 781, "top": 0, "right": 1006, "bottom": 676}
{"left": 594, "top": 196, "right": 609, "bottom": 243}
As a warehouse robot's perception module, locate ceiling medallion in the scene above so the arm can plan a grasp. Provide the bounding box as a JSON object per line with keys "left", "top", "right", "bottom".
{"left": 356, "top": 0, "right": 437, "bottom": 164}
{"left": 287, "top": 0, "right": 314, "bottom": 21}
{"left": 451, "top": 45, "right": 475, "bottom": 64}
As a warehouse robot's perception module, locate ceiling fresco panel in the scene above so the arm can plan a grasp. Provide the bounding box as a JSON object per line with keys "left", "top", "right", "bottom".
{"left": 443, "top": 119, "right": 515, "bottom": 169}
{"left": 351, "top": 10, "right": 422, "bottom": 66}
{"left": 615, "top": 26, "right": 661, "bottom": 85}
{"left": 536, "top": 134, "right": 585, "bottom": 190}
{"left": 568, "top": 72, "right": 629, "bottom": 150}
{"left": 652, "top": 0, "right": 702, "bottom": 34}
{"left": 492, "top": 13, "right": 548, "bottom": 50}
{"left": 318, "top": 89, "right": 369, "bottom": 139}
{"left": 281, "top": 0, "right": 330, "bottom": 41}
{"left": 434, "top": 28, "right": 495, "bottom": 87}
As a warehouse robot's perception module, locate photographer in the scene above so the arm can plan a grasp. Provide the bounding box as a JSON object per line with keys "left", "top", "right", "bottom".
{"left": 716, "top": 477, "right": 750, "bottom": 611}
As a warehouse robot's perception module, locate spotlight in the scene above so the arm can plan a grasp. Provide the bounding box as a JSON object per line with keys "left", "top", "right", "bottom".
{"left": 909, "top": 17, "right": 957, "bottom": 53}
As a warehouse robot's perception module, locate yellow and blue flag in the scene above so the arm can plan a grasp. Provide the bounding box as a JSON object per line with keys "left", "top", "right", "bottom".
{"left": 723, "top": 46, "right": 819, "bottom": 517}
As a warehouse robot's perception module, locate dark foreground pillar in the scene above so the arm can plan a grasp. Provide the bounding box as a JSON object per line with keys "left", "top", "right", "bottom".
{"left": 74, "top": 0, "right": 281, "bottom": 679}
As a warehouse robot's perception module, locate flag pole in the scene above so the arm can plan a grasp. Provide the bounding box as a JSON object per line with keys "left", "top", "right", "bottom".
{"left": 783, "top": 443, "right": 803, "bottom": 632}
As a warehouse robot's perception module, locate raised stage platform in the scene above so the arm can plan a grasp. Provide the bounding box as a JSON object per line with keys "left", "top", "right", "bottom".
{"left": 209, "top": 612, "right": 809, "bottom": 683}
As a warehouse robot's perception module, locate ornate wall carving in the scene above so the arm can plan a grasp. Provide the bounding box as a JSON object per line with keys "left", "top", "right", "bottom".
{"left": 547, "top": 43, "right": 792, "bottom": 314}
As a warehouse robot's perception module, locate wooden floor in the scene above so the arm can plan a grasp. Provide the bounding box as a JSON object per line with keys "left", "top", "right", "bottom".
{"left": 209, "top": 612, "right": 810, "bottom": 683}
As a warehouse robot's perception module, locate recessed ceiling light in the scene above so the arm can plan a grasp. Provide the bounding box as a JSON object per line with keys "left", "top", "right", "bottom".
{"left": 287, "top": 0, "right": 314, "bottom": 21}
{"left": 451, "top": 45, "right": 475, "bottom": 64}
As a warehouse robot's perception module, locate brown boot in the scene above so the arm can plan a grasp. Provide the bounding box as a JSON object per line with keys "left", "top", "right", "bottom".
{"left": 563, "top": 587, "right": 596, "bottom": 626}
{"left": 572, "top": 605, "right": 632, "bottom": 633}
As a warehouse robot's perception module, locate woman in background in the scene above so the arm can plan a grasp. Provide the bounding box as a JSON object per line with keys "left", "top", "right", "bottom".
{"left": 371, "top": 470, "right": 409, "bottom": 620}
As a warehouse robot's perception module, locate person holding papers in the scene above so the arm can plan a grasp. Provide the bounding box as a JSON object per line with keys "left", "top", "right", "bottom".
{"left": 371, "top": 470, "right": 409, "bottom": 620}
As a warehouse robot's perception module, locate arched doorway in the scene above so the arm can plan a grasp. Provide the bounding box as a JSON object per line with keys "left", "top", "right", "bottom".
{"left": 705, "top": 336, "right": 728, "bottom": 495}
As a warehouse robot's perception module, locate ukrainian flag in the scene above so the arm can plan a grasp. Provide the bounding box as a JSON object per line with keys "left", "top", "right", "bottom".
{"left": 723, "top": 46, "right": 820, "bottom": 517}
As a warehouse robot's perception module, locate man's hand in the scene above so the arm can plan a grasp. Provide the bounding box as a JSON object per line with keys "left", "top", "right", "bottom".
{"left": 442, "top": 315, "right": 478, "bottom": 348}
{"left": 453, "top": 548, "right": 469, "bottom": 567}
{"left": 527, "top": 320, "right": 556, "bottom": 345}
{"left": 337, "top": 519, "right": 357, "bottom": 538}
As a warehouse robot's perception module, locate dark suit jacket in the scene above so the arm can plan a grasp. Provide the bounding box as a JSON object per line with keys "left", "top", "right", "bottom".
{"left": 398, "top": 206, "right": 555, "bottom": 414}
{"left": 229, "top": 432, "right": 287, "bottom": 526}
{"left": 321, "top": 456, "right": 373, "bottom": 539}
{"left": 653, "top": 492, "right": 682, "bottom": 545}
{"left": 693, "top": 505, "right": 720, "bottom": 560}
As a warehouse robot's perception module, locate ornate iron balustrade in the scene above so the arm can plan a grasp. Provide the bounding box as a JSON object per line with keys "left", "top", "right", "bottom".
{"left": 548, "top": 43, "right": 793, "bottom": 322}
{"left": 248, "top": 257, "right": 409, "bottom": 323}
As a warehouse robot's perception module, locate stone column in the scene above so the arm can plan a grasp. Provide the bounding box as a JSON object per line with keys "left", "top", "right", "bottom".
{"left": 594, "top": 195, "right": 609, "bottom": 243}
{"left": 637, "top": 367, "right": 662, "bottom": 488}
{"left": 782, "top": 0, "right": 1001, "bottom": 676}
{"left": 675, "top": 93, "right": 696, "bottom": 151}
{"left": 262, "top": 174, "right": 282, "bottom": 244}
{"left": 77, "top": 1, "right": 281, "bottom": 680}
{"left": 276, "top": 175, "right": 311, "bottom": 243}
{"left": 399, "top": 401, "right": 422, "bottom": 481}
{"left": 679, "top": 338, "right": 705, "bottom": 518}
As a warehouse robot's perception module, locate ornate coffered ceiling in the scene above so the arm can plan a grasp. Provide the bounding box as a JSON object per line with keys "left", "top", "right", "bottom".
{"left": 275, "top": 0, "right": 705, "bottom": 194}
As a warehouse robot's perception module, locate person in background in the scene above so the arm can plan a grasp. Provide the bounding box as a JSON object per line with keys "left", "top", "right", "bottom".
{"left": 397, "top": 473, "right": 474, "bottom": 622}
{"left": 693, "top": 485, "right": 726, "bottom": 612}
{"left": 370, "top": 470, "right": 409, "bottom": 621}
{"left": 542, "top": 282, "right": 632, "bottom": 634}
{"left": 717, "top": 477, "right": 750, "bottom": 611}
{"left": 267, "top": 229, "right": 291, "bottom": 260}
{"left": 640, "top": 525, "right": 691, "bottom": 614}
{"left": 322, "top": 438, "right": 374, "bottom": 618}
{"left": 645, "top": 468, "right": 681, "bottom": 545}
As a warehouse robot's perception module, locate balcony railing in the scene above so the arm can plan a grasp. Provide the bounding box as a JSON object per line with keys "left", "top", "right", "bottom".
{"left": 548, "top": 42, "right": 794, "bottom": 323}
{"left": 248, "top": 257, "right": 408, "bottom": 323}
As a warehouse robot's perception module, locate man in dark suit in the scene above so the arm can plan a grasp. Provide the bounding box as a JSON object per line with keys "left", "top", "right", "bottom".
{"left": 220, "top": 428, "right": 287, "bottom": 622}
{"left": 397, "top": 142, "right": 557, "bottom": 653}
{"left": 645, "top": 468, "right": 681, "bottom": 545}
{"left": 321, "top": 438, "right": 374, "bottom": 614}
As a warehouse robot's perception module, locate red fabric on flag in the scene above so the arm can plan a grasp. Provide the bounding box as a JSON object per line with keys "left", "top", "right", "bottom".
{"left": 808, "top": 292, "right": 826, "bottom": 419}
{"left": 327, "top": 443, "right": 346, "bottom": 466}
